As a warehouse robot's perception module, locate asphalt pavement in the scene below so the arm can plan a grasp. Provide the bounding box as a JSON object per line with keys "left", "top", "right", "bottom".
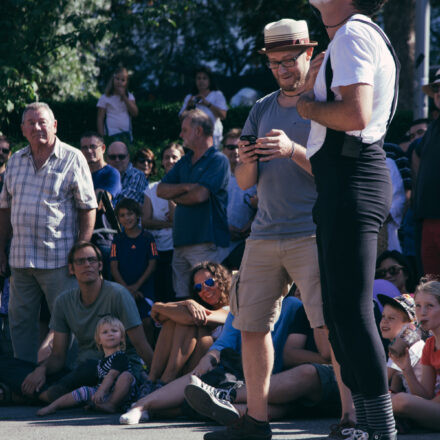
{"left": 1, "top": 406, "right": 439, "bottom": 440}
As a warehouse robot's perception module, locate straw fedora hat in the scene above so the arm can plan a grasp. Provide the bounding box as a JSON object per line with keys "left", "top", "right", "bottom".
{"left": 422, "top": 68, "right": 440, "bottom": 98}
{"left": 259, "top": 19, "right": 317, "bottom": 54}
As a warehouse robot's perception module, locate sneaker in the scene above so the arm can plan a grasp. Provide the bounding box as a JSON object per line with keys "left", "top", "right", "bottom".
{"left": 203, "top": 413, "right": 272, "bottom": 440}
{"left": 119, "top": 407, "right": 150, "bottom": 425}
{"left": 328, "top": 419, "right": 357, "bottom": 439}
{"left": 184, "top": 375, "right": 240, "bottom": 425}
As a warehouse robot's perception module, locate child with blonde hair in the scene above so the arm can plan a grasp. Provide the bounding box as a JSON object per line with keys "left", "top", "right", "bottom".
{"left": 390, "top": 277, "right": 440, "bottom": 430}
{"left": 37, "top": 316, "right": 135, "bottom": 415}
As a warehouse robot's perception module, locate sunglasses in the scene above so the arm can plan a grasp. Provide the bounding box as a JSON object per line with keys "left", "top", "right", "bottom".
{"left": 224, "top": 144, "right": 239, "bottom": 150}
{"left": 108, "top": 154, "right": 128, "bottom": 161}
{"left": 136, "top": 157, "right": 153, "bottom": 164}
{"left": 431, "top": 84, "right": 440, "bottom": 94}
{"left": 408, "top": 128, "right": 427, "bottom": 141}
{"left": 375, "top": 265, "right": 403, "bottom": 279}
{"left": 194, "top": 277, "right": 215, "bottom": 293}
{"left": 0, "top": 148, "right": 10, "bottom": 154}
{"left": 73, "top": 256, "right": 99, "bottom": 266}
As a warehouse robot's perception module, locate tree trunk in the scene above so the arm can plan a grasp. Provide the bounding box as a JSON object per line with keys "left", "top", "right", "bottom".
{"left": 383, "top": 0, "right": 415, "bottom": 112}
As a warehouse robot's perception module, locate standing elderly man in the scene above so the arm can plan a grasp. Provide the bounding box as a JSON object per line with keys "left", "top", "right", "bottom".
{"left": 107, "top": 141, "right": 148, "bottom": 205}
{"left": 0, "top": 102, "right": 97, "bottom": 364}
{"left": 203, "top": 19, "right": 330, "bottom": 440}
{"left": 297, "top": 1, "right": 399, "bottom": 439}
{"left": 157, "top": 109, "right": 229, "bottom": 299}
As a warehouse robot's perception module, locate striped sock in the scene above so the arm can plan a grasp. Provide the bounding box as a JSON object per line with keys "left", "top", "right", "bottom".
{"left": 352, "top": 393, "right": 368, "bottom": 430}
{"left": 364, "top": 393, "right": 396, "bottom": 439}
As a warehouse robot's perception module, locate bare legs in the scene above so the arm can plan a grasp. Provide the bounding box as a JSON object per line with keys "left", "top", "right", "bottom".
{"left": 241, "top": 331, "right": 274, "bottom": 421}
{"left": 149, "top": 322, "right": 213, "bottom": 384}
{"left": 392, "top": 393, "right": 440, "bottom": 431}
{"left": 37, "top": 371, "right": 134, "bottom": 416}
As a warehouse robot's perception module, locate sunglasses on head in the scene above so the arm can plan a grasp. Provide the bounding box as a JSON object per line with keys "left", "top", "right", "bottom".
{"left": 194, "top": 277, "right": 215, "bottom": 293}
{"left": 108, "top": 154, "right": 127, "bottom": 161}
{"left": 375, "top": 265, "right": 403, "bottom": 279}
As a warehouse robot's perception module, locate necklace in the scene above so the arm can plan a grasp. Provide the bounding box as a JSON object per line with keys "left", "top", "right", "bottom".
{"left": 280, "top": 88, "right": 302, "bottom": 98}
{"left": 324, "top": 13, "right": 354, "bottom": 29}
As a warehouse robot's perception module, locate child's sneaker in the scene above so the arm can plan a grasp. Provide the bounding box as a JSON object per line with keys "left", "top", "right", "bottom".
{"left": 327, "top": 419, "right": 357, "bottom": 439}
{"left": 184, "top": 375, "right": 240, "bottom": 425}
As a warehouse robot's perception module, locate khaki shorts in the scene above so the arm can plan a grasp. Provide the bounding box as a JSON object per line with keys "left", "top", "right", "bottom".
{"left": 230, "top": 236, "right": 324, "bottom": 332}
{"left": 172, "top": 243, "right": 230, "bottom": 298}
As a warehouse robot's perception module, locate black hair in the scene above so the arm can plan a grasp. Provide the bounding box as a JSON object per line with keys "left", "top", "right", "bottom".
{"left": 376, "top": 250, "right": 415, "bottom": 292}
{"left": 114, "top": 198, "right": 142, "bottom": 218}
{"left": 351, "top": 0, "right": 388, "bottom": 16}
{"left": 67, "top": 241, "right": 103, "bottom": 265}
{"left": 80, "top": 131, "right": 104, "bottom": 145}
{"left": 191, "top": 65, "right": 218, "bottom": 95}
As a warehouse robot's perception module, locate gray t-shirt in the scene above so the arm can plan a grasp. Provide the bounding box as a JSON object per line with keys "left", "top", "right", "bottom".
{"left": 242, "top": 91, "right": 317, "bottom": 239}
{"left": 50, "top": 280, "right": 142, "bottom": 364}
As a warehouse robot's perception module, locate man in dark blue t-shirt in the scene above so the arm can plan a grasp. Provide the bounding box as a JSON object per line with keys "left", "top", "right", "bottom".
{"left": 80, "top": 131, "right": 121, "bottom": 200}
{"left": 157, "top": 109, "right": 229, "bottom": 298}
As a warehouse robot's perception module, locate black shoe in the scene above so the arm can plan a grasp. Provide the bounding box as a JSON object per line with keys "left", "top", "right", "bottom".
{"left": 203, "top": 413, "right": 272, "bottom": 440}
{"left": 184, "top": 375, "right": 240, "bottom": 425}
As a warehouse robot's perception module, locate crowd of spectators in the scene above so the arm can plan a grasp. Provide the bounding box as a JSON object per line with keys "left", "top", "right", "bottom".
{"left": 0, "top": 13, "right": 440, "bottom": 440}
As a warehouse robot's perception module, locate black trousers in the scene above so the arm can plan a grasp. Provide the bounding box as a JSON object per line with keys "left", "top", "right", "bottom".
{"left": 311, "top": 137, "right": 391, "bottom": 397}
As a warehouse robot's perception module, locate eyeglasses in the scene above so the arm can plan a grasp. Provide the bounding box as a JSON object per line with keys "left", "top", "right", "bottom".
{"left": 224, "top": 144, "right": 239, "bottom": 150}
{"left": 0, "top": 148, "right": 10, "bottom": 154}
{"left": 266, "top": 49, "right": 307, "bottom": 69}
{"left": 73, "top": 256, "right": 99, "bottom": 266}
{"left": 194, "top": 278, "right": 215, "bottom": 293}
{"left": 80, "top": 144, "right": 101, "bottom": 150}
{"left": 108, "top": 154, "right": 128, "bottom": 161}
{"left": 408, "top": 128, "right": 427, "bottom": 141}
{"left": 375, "top": 265, "right": 403, "bottom": 279}
{"left": 136, "top": 157, "right": 153, "bottom": 164}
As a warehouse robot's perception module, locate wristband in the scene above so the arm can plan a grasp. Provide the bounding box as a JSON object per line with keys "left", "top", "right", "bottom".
{"left": 290, "top": 142, "right": 295, "bottom": 159}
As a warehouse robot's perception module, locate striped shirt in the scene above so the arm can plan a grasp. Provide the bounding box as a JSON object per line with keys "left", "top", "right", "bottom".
{"left": 113, "top": 163, "right": 148, "bottom": 206}
{"left": 0, "top": 138, "right": 97, "bottom": 269}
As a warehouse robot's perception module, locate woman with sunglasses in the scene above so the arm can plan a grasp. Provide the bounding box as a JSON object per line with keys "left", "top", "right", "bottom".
{"left": 376, "top": 250, "right": 415, "bottom": 294}
{"left": 138, "top": 262, "right": 230, "bottom": 395}
{"left": 133, "top": 148, "right": 156, "bottom": 181}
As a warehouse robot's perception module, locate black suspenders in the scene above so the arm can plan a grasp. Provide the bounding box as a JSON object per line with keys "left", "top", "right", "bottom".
{"left": 325, "top": 19, "right": 401, "bottom": 131}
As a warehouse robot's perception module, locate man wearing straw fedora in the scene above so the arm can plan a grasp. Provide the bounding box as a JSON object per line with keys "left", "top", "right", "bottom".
{"left": 297, "top": 0, "right": 399, "bottom": 439}
{"left": 201, "top": 18, "right": 331, "bottom": 440}
{"left": 414, "top": 68, "right": 440, "bottom": 275}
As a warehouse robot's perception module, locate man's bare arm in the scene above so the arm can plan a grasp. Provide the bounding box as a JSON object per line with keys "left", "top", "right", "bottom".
{"left": 21, "top": 331, "right": 69, "bottom": 396}
{"left": 297, "top": 83, "right": 373, "bottom": 132}
{"left": 126, "top": 325, "right": 154, "bottom": 367}
{"left": 173, "top": 184, "right": 210, "bottom": 205}
{"left": 78, "top": 208, "right": 96, "bottom": 242}
{"left": 235, "top": 141, "right": 259, "bottom": 190}
{"left": 157, "top": 182, "right": 193, "bottom": 200}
